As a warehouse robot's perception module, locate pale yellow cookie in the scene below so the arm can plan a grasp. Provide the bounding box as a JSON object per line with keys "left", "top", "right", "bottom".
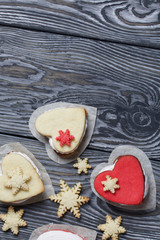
{"left": 0, "top": 206, "right": 27, "bottom": 235}
{"left": 0, "top": 152, "right": 44, "bottom": 202}
{"left": 49, "top": 180, "right": 89, "bottom": 218}
{"left": 35, "top": 107, "right": 87, "bottom": 154}
{"left": 73, "top": 157, "right": 92, "bottom": 174}
{"left": 98, "top": 215, "right": 126, "bottom": 240}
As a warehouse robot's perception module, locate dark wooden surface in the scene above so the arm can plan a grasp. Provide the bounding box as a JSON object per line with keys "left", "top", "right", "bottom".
{"left": 0, "top": 0, "right": 160, "bottom": 48}
{"left": 1, "top": 26, "right": 160, "bottom": 158}
{"left": 0, "top": 1, "right": 160, "bottom": 239}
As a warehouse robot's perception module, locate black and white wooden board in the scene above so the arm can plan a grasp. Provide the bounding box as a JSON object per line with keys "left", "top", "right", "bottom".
{"left": 0, "top": 0, "right": 160, "bottom": 47}
{"left": 0, "top": 26, "right": 160, "bottom": 158}
{"left": 0, "top": 0, "right": 160, "bottom": 239}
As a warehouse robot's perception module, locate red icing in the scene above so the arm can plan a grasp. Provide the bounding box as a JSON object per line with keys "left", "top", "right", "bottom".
{"left": 41, "top": 229, "right": 85, "bottom": 240}
{"left": 94, "top": 155, "right": 145, "bottom": 205}
{"left": 56, "top": 129, "right": 75, "bottom": 146}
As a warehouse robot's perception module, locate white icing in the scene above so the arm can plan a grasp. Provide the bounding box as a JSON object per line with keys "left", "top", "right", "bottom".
{"left": 49, "top": 137, "right": 55, "bottom": 150}
{"left": 98, "top": 160, "right": 148, "bottom": 199}
{"left": 99, "top": 163, "right": 116, "bottom": 173}
{"left": 37, "top": 230, "right": 84, "bottom": 240}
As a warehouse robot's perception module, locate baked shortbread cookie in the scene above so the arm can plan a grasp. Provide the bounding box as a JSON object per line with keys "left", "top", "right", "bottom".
{"left": 49, "top": 180, "right": 90, "bottom": 218}
{"left": 35, "top": 107, "right": 87, "bottom": 155}
{"left": 0, "top": 152, "right": 44, "bottom": 203}
{"left": 97, "top": 215, "right": 126, "bottom": 240}
{"left": 0, "top": 206, "right": 27, "bottom": 235}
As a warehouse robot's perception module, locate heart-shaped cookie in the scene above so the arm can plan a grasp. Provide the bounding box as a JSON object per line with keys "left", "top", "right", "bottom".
{"left": 0, "top": 152, "right": 44, "bottom": 203}
{"left": 35, "top": 107, "right": 87, "bottom": 155}
{"left": 29, "top": 223, "right": 97, "bottom": 240}
{"left": 37, "top": 230, "right": 85, "bottom": 240}
{"left": 94, "top": 155, "right": 144, "bottom": 205}
{"left": 90, "top": 145, "right": 156, "bottom": 211}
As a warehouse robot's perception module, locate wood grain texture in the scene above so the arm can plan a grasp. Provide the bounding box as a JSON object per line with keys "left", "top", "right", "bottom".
{"left": 0, "top": 26, "right": 160, "bottom": 158}
{"left": 0, "top": 133, "right": 159, "bottom": 240}
{"left": 0, "top": 0, "right": 159, "bottom": 47}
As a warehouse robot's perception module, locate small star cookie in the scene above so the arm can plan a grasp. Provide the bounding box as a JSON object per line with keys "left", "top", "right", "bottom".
{"left": 101, "top": 175, "right": 119, "bottom": 194}
{"left": 98, "top": 215, "right": 126, "bottom": 240}
{"left": 0, "top": 206, "right": 27, "bottom": 235}
{"left": 49, "top": 180, "right": 90, "bottom": 218}
{"left": 73, "top": 157, "right": 92, "bottom": 174}
{"left": 5, "top": 167, "right": 31, "bottom": 195}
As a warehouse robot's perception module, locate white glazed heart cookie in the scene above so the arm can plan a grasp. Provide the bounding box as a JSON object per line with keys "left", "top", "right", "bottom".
{"left": 37, "top": 230, "right": 86, "bottom": 240}
{"left": 35, "top": 107, "right": 87, "bottom": 155}
{"left": 29, "top": 223, "right": 97, "bottom": 240}
{"left": 0, "top": 152, "right": 44, "bottom": 203}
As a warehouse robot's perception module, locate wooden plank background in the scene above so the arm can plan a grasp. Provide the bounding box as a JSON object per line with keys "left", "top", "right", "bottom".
{"left": 0, "top": 26, "right": 160, "bottom": 158}
{"left": 0, "top": 0, "right": 159, "bottom": 47}
{"left": 0, "top": 0, "right": 160, "bottom": 239}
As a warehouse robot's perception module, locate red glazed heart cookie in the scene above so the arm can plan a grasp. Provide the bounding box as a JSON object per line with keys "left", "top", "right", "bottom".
{"left": 91, "top": 145, "right": 156, "bottom": 211}
{"left": 94, "top": 155, "right": 144, "bottom": 205}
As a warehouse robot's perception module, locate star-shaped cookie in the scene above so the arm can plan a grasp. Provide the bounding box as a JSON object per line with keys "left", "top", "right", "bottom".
{"left": 0, "top": 206, "right": 27, "bottom": 235}
{"left": 73, "top": 157, "right": 92, "bottom": 174}
{"left": 98, "top": 215, "right": 126, "bottom": 240}
{"left": 49, "top": 180, "right": 90, "bottom": 218}
{"left": 5, "top": 167, "right": 31, "bottom": 195}
{"left": 56, "top": 129, "right": 75, "bottom": 146}
{"left": 101, "top": 175, "right": 119, "bottom": 193}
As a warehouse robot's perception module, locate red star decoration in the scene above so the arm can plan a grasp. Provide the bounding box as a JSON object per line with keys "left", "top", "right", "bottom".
{"left": 56, "top": 129, "right": 75, "bottom": 146}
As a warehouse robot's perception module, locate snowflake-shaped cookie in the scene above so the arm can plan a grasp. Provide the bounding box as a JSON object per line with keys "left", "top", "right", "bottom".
{"left": 56, "top": 129, "right": 75, "bottom": 146}
{"left": 101, "top": 175, "right": 119, "bottom": 193}
{"left": 73, "top": 157, "right": 92, "bottom": 174}
{"left": 98, "top": 215, "right": 126, "bottom": 240}
{"left": 5, "top": 167, "right": 31, "bottom": 195}
{"left": 49, "top": 180, "right": 89, "bottom": 218}
{"left": 0, "top": 206, "right": 27, "bottom": 235}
